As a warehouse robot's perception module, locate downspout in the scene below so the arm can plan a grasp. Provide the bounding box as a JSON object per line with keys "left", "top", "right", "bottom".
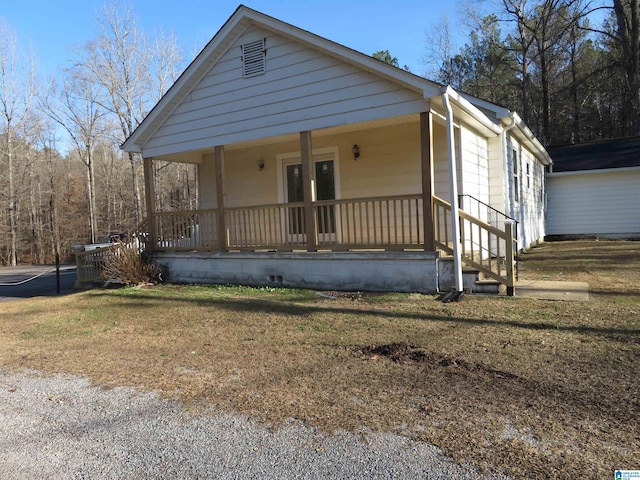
{"left": 441, "top": 87, "right": 463, "bottom": 293}
{"left": 502, "top": 114, "right": 518, "bottom": 222}
{"left": 501, "top": 114, "right": 518, "bottom": 296}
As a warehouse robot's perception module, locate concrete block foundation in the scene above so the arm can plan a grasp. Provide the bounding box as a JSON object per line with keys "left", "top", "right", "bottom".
{"left": 154, "top": 251, "right": 441, "bottom": 293}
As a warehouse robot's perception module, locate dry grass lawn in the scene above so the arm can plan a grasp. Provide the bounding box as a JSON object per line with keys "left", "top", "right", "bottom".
{"left": 1, "top": 240, "right": 638, "bottom": 478}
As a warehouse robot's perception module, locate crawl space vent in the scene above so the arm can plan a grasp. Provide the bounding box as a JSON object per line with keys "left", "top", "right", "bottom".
{"left": 242, "top": 39, "right": 266, "bottom": 77}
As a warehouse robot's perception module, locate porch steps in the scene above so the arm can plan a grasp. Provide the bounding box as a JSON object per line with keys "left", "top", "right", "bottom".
{"left": 438, "top": 256, "right": 502, "bottom": 294}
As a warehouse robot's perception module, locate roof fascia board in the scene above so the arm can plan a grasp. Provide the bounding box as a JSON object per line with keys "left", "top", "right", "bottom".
{"left": 123, "top": 5, "right": 446, "bottom": 153}
{"left": 548, "top": 165, "right": 640, "bottom": 176}
{"left": 434, "top": 86, "right": 502, "bottom": 136}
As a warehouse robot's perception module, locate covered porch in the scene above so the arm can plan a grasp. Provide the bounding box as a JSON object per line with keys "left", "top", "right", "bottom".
{"left": 139, "top": 109, "right": 515, "bottom": 294}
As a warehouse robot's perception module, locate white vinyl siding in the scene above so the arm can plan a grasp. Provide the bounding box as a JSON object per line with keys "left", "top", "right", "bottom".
{"left": 487, "top": 134, "right": 506, "bottom": 218}
{"left": 433, "top": 121, "right": 452, "bottom": 201}
{"left": 546, "top": 168, "right": 640, "bottom": 237}
{"left": 144, "top": 26, "right": 426, "bottom": 157}
{"left": 506, "top": 135, "right": 547, "bottom": 249}
{"left": 458, "top": 126, "right": 490, "bottom": 222}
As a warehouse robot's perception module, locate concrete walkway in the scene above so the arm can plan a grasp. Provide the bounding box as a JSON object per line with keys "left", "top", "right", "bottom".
{"left": 514, "top": 280, "right": 589, "bottom": 301}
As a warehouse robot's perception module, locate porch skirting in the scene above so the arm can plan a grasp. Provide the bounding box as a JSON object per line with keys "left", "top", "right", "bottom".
{"left": 154, "top": 251, "right": 441, "bottom": 293}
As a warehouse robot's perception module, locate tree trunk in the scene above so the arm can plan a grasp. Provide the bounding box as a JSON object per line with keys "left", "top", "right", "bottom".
{"left": 614, "top": 0, "right": 640, "bottom": 132}
{"left": 7, "top": 133, "right": 17, "bottom": 266}
{"left": 29, "top": 166, "right": 41, "bottom": 263}
{"left": 128, "top": 152, "right": 142, "bottom": 225}
{"left": 570, "top": 26, "right": 579, "bottom": 143}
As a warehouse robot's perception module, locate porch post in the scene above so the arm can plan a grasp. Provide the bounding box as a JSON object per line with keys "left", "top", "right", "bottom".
{"left": 143, "top": 157, "right": 156, "bottom": 252}
{"left": 420, "top": 110, "right": 436, "bottom": 251}
{"left": 300, "top": 130, "right": 318, "bottom": 252}
{"left": 214, "top": 146, "right": 228, "bottom": 252}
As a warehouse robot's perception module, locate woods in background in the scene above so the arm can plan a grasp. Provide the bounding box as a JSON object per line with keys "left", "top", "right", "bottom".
{"left": 1, "top": 1, "right": 637, "bottom": 265}
{"left": 430, "top": 0, "right": 638, "bottom": 145}
{"left": 0, "top": 5, "right": 196, "bottom": 266}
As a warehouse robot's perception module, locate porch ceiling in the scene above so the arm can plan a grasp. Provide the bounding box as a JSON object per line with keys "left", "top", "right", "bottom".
{"left": 151, "top": 113, "right": 447, "bottom": 164}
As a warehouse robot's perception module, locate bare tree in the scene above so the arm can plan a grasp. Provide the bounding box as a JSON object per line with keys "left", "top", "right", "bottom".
{"left": 613, "top": 0, "right": 640, "bottom": 130}
{"left": 424, "top": 15, "right": 461, "bottom": 83}
{"left": 76, "top": 3, "right": 151, "bottom": 226}
{"left": 42, "top": 70, "right": 109, "bottom": 243}
{"left": 0, "top": 20, "right": 35, "bottom": 265}
{"left": 73, "top": 4, "right": 186, "bottom": 229}
{"left": 150, "top": 29, "right": 184, "bottom": 103}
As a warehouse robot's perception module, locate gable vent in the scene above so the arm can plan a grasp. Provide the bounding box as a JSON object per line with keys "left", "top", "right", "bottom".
{"left": 241, "top": 39, "right": 266, "bottom": 77}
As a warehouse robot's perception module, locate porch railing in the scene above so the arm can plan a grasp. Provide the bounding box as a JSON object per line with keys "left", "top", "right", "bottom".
{"left": 145, "top": 193, "right": 514, "bottom": 288}
{"left": 151, "top": 194, "right": 426, "bottom": 252}
{"left": 75, "top": 221, "right": 148, "bottom": 286}
{"left": 75, "top": 245, "right": 120, "bottom": 286}
{"left": 434, "top": 196, "right": 515, "bottom": 288}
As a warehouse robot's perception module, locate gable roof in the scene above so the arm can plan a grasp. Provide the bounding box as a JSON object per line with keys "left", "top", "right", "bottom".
{"left": 121, "top": 4, "right": 551, "bottom": 166}
{"left": 547, "top": 136, "right": 640, "bottom": 172}
{"left": 122, "top": 5, "right": 445, "bottom": 154}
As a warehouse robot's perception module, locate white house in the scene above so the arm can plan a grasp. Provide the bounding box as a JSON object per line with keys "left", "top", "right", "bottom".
{"left": 546, "top": 137, "right": 640, "bottom": 239}
{"left": 120, "top": 5, "right": 552, "bottom": 295}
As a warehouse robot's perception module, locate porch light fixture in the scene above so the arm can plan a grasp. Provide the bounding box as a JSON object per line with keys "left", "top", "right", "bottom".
{"left": 257, "top": 159, "right": 265, "bottom": 171}
{"left": 352, "top": 144, "right": 360, "bottom": 160}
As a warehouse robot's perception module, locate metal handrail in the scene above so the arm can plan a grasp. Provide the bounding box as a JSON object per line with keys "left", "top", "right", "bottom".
{"left": 458, "top": 194, "right": 518, "bottom": 239}
{"left": 458, "top": 194, "right": 519, "bottom": 281}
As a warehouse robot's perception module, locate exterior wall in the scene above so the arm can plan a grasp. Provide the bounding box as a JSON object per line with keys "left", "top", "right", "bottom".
{"left": 546, "top": 167, "right": 640, "bottom": 238}
{"left": 198, "top": 121, "right": 427, "bottom": 210}
{"left": 155, "top": 251, "right": 439, "bottom": 293}
{"left": 320, "top": 122, "right": 422, "bottom": 199}
{"left": 144, "top": 25, "right": 427, "bottom": 158}
{"left": 458, "top": 125, "right": 490, "bottom": 222}
{"left": 196, "top": 120, "right": 439, "bottom": 247}
{"left": 432, "top": 121, "right": 451, "bottom": 201}
{"left": 487, "top": 134, "right": 506, "bottom": 218}
{"left": 506, "top": 135, "right": 546, "bottom": 250}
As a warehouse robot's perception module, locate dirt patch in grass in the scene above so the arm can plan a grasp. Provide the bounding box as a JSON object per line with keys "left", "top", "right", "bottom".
{"left": 1, "top": 240, "right": 639, "bottom": 479}
{"left": 357, "top": 343, "right": 520, "bottom": 379}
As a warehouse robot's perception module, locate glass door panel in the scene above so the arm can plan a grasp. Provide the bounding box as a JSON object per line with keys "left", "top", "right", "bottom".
{"left": 315, "top": 160, "right": 335, "bottom": 235}
{"left": 286, "top": 164, "right": 305, "bottom": 235}
{"left": 282, "top": 156, "right": 337, "bottom": 244}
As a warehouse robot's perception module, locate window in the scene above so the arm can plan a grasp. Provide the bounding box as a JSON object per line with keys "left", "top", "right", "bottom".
{"left": 526, "top": 162, "right": 531, "bottom": 188}
{"left": 241, "top": 39, "right": 266, "bottom": 77}
{"left": 538, "top": 164, "right": 545, "bottom": 206}
{"left": 512, "top": 148, "right": 519, "bottom": 203}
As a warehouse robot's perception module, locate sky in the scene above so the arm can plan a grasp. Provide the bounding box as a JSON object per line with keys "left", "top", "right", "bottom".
{"left": 1, "top": 0, "right": 467, "bottom": 79}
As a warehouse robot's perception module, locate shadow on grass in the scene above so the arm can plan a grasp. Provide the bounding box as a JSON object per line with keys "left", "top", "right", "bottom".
{"left": 588, "top": 288, "right": 640, "bottom": 298}
{"left": 518, "top": 251, "right": 640, "bottom": 262}
{"left": 91, "top": 291, "right": 640, "bottom": 340}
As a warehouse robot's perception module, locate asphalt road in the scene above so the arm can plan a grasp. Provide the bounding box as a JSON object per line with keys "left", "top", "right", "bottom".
{"left": 0, "top": 264, "right": 77, "bottom": 302}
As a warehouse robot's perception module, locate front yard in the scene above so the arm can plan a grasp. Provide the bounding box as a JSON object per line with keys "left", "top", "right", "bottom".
{"left": 1, "top": 240, "right": 638, "bottom": 478}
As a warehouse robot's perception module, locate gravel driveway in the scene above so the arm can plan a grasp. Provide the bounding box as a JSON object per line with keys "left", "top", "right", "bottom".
{"left": 0, "top": 369, "right": 510, "bottom": 479}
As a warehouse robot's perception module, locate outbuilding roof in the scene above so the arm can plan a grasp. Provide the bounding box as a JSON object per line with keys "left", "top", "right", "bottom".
{"left": 547, "top": 136, "right": 640, "bottom": 172}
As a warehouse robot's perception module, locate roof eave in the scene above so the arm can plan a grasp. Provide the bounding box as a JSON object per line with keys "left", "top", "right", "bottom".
{"left": 435, "top": 86, "right": 502, "bottom": 136}
{"left": 502, "top": 112, "right": 553, "bottom": 165}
